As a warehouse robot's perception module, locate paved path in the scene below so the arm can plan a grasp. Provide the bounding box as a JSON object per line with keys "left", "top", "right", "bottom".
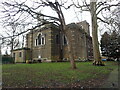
{"left": 102, "top": 67, "right": 119, "bottom": 89}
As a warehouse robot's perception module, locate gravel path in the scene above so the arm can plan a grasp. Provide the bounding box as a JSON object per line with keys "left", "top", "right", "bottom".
{"left": 101, "top": 67, "right": 119, "bottom": 89}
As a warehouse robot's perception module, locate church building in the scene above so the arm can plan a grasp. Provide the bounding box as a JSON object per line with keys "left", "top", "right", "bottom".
{"left": 12, "top": 20, "right": 93, "bottom": 62}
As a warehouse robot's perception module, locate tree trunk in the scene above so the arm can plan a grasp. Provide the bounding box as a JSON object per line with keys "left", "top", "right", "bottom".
{"left": 67, "top": 40, "right": 77, "bottom": 69}
{"left": 10, "top": 38, "right": 14, "bottom": 55}
{"left": 90, "top": 2, "right": 105, "bottom": 66}
{"left": 56, "top": 2, "right": 77, "bottom": 69}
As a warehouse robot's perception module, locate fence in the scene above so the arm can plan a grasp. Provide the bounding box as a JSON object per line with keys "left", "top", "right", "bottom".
{"left": 2, "top": 55, "right": 14, "bottom": 64}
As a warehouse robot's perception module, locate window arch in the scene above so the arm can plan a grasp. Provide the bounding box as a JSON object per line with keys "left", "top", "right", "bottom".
{"left": 35, "top": 33, "right": 45, "bottom": 46}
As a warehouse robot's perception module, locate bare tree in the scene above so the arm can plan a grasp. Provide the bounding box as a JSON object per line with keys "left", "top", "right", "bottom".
{"left": 113, "top": 5, "right": 120, "bottom": 31}
{"left": 0, "top": 4, "right": 34, "bottom": 54}
{"left": 106, "top": 3, "right": 120, "bottom": 32}
{"left": 69, "top": 0, "right": 120, "bottom": 66}
{"left": 0, "top": 18, "right": 24, "bottom": 54}
{"left": 1, "top": 0, "right": 77, "bottom": 69}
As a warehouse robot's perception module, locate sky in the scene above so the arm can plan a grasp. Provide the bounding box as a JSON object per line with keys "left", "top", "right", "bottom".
{"left": 0, "top": 0, "right": 119, "bottom": 54}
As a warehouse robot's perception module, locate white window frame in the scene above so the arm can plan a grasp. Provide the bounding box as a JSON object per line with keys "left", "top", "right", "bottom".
{"left": 35, "top": 38, "right": 38, "bottom": 46}
{"left": 35, "top": 33, "right": 45, "bottom": 46}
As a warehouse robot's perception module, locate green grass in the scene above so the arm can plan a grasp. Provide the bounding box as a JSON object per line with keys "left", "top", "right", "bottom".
{"left": 2, "top": 61, "right": 118, "bottom": 88}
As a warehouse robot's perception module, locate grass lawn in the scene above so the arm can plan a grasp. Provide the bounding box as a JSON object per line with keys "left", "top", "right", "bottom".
{"left": 2, "top": 61, "right": 118, "bottom": 88}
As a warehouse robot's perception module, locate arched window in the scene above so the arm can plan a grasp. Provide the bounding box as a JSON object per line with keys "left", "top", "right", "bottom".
{"left": 41, "top": 36, "right": 45, "bottom": 45}
{"left": 38, "top": 34, "right": 42, "bottom": 45}
{"left": 35, "top": 33, "right": 45, "bottom": 46}
{"left": 63, "top": 35, "right": 68, "bottom": 45}
{"left": 56, "top": 34, "right": 60, "bottom": 44}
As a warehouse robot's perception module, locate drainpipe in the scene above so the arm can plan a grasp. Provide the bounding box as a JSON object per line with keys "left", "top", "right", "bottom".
{"left": 58, "top": 30, "right": 63, "bottom": 61}
{"left": 30, "top": 27, "right": 33, "bottom": 61}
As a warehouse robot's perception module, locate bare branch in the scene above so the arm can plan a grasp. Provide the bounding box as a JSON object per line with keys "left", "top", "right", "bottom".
{"left": 2, "top": 1, "right": 59, "bottom": 21}
{"left": 96, "top": 1, "right": 107, "bottom": 10}
{"left": 97, "top": 17, "right": 109, "bottom": 24}
{"left": 62, "top": 0, "right": 90, "bottom": 11}
{"left": 83, "top": 0, "right": 91, "bottom": 11}
{"left": 97, "top": 2, "right": 120, "bottom": 15}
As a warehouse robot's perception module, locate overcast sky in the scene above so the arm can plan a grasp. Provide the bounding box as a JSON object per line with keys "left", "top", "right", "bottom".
{"left": 0, "top": 0, "right": 118, "bottom": 54}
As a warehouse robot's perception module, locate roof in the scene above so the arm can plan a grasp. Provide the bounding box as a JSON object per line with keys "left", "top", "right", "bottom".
{"left": 12, "top": 47, "right": 30, "bottom": 51}
{"left": 27, "top": 23, "right": 59, "bottom": 35}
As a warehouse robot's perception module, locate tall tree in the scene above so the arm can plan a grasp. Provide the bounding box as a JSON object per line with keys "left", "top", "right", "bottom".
{"left": 100, "top": 3, "right": 120, "bottom": 60}
{"left": 101, "top": 2, "right": 120, "bottom": 34}
{"left": 111, "top": 3, "right": 120, "bottom": 32}
{"left": 101, "top": 31, "right": 120, "bottom": 59}
{"left": 70, "top": 0, "right": 120, "bottom": 65}
{"left": 0, "top": 17, "right": 26, "bottom": 54}
{"left": 1, "top": 0, "right": 77, "bottom": 69}
{"left": 100, "top": 32, "right": 110, "bottom": 57}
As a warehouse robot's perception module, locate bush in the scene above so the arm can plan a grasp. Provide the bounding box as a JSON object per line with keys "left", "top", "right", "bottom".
{"left": 2, "top": 55, "right": 14, "bottom": 64}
